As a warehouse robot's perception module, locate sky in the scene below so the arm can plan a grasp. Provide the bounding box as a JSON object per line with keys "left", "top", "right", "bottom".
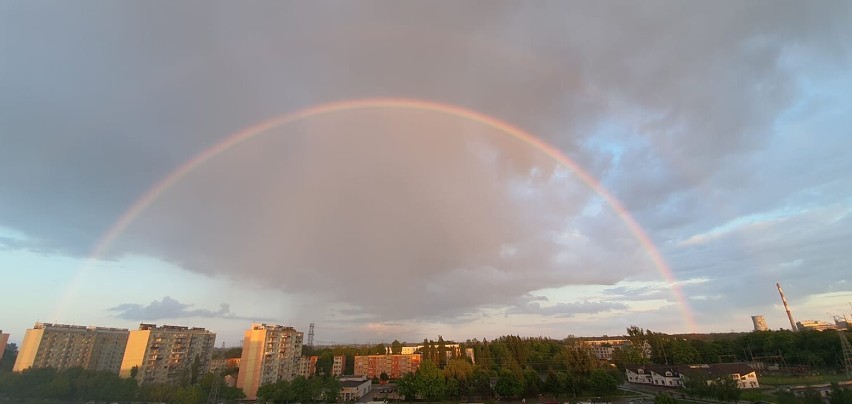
{"left": 2, "top": 1, "right": 852, "bottom": 348}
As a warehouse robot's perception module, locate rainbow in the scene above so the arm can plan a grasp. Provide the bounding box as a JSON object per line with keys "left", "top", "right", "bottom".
{"left": 67, "top": 98, "right": 695, "bottom": 331}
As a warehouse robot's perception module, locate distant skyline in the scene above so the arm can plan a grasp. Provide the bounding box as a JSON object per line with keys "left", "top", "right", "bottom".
{"left": 2, "top": 1, "right": 852, "bottom": 347}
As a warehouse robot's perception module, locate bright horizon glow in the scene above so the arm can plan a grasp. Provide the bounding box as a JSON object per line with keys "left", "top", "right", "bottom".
{"left": 59, "top": 98, "right": 696, "bottom": 332}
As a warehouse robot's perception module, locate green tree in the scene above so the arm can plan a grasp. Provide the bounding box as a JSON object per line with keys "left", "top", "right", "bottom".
{"left": 588, "top": 369, "right": 618, "bottom": 396}
{"left": 494, "top": 369, "right": 523, "bottom": 399}
{"left": 416, "top": 359, "right": 446, "bottom": 400}
{"left": 391, "top": 339, "right": 403, "bottom": 354}
{"left": 711, "top": 376, "right": 741, "bottom": 402}
{"left": 397, "top": 372, "right": 418, "bottom": 401}
{"left": 322, "top": 376, "right": 341, "bottom": 403}
{"left": 611, "top": 345, "right": 646, "bottom": 368}
{"left": 522, "top": 368, "right": 541, "bottom": 396}
{"left": 829, "top": 382, "right": 852, "bottom": 404}
{"left": 437, "top": 336, "right": 448, "bottom": 368}
{"left": 471, "top": 368, "right": 493, "bottom": 398}
{"left": 669, "top": 339, "right": 701, "bottom": 364}
{"left": 654, "top": 393, "right": 678, "bottom": 404}
{"left": 443, "top": 358, "right": 474, "bottom": 382}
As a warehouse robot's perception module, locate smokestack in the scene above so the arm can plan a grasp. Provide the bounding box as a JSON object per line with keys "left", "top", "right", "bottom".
{"left": 777, "top": 283, "right": 798, "bottom": 331}
{"left": 751, "top": 315, "right": 768, "bottom": 331}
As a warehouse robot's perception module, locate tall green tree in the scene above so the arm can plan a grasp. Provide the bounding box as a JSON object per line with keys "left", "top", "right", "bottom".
{"left": 391, "top": 339, "right": 403, "bottom": 355}
{"left": 494, "top": 369, "right": 523, "bottom": 399}
{"left": 416, "top": 359, "right": 446, "bottom": 401}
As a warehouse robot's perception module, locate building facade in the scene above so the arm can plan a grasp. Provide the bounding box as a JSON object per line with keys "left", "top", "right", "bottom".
{"left": 339, "top": 376, "right": 372, "bottom": 401}
{"left": 332, "top": 355, "right": 346, "bottom": 377}
{"left": 237, "top": 323, "right": 303, "bottom": 400}
{"left": 299, "top": 355, "right": 318, "bottom": 378}
{"left": 209, "top": 357, "right": 241, "bottom": 375}
{"left": 119, "top": 324, "right": 216, "bottom": 385}
{"left": 354, "top": 354, "right": 421, "bottom": 379}
{"left": 13, "top": 323, "right": 129, "bottom": 373}
{"left": 626, "top": 364, "right": 760, "bottom": 389}
{"left": 0, "top": 331, "right": 9, "bottom": 362}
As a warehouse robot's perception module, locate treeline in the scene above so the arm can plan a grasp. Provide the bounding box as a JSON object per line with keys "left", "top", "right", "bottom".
{"left": 615, "top": 326, "right": 850, "bottom": 370}
{"left": 0, "top": 367, "right": 245, "bottom": 402}
{"left": 256, "top": 375, "right": 341, "bottom": 402}
{"left": 308, "top": 335, "right": 622, "bottom": 400}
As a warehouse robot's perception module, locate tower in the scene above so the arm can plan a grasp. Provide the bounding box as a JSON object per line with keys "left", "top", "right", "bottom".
{"left": 307, "top": 323, "right": 314, "bottom": 348}
{"left": 840, "top": 330, "right": 852, "bottom": 377}
{"left": 776, "top": 283, "right": 798, "bottom": 331}
{"left": 751, "top": 315, "right": 768, "bottom": 331}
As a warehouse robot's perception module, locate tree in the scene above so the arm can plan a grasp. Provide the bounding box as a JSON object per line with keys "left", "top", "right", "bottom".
{"left": 654, "top": 393, "right": 678, "bottom": 404}
{"left": 322, "top": 376, "right": 341, "bottom": 403}
{"left": 470, "top": 368, "right": 493, "bottom": 399}
{"left": 669, "top": 339, "right": 701, "bottom": 364}
{"left": 380, "top": 371, "right": 389, "bottom": 382}
{"left": 588, "top": 369, "right": 618, "bottom": 396}
{"left": 611, "top": 345, "right": 646, "bottom": 368}
{"left": 397, "top": 372, "right": 418, "bottom": 401}
{"left": 829, "top": 382, "right": 852, "bottom": 404}
{"left": 443, "top": 358, "right": 474, "bottom": 382}
{"left": 711, "top": 376, "right": 741, "bottom": 402}
{"left": 542, "top": 369, "right": 560, "bottom": 396}
{"left": 391, "top": 339, "right": 403, "bottom": 355}
{"left": 416, "top": 359, "right": 446, "bottom": 401}
{"left": 494, "top": 369, "right": 523, "bottom": 399}
{"left": 522, "top": 368, "right": 541, "bottom": 396}
{"left": 437, "top": 336, "right": 448, "bottom": 368}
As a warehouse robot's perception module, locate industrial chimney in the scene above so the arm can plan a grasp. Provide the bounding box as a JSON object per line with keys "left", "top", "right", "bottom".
{"left": 777, "top": 283, "right": 798, "bottom": 331}
{"left": 751, "top": 315, "right": 768, "bottom": 331}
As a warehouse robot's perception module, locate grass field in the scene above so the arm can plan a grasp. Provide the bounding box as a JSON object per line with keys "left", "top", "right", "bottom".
{"left": 759, "top": 373, "right": 851, "bottom": 386}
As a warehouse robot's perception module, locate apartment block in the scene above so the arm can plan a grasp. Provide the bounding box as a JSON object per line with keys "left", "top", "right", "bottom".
{"left": 299, "top": 355, "right": 318, "bottom": 378}
{"left": 237, "top": 323, "right": 303, "bottom": 400}
{"left": 13, "top": 323, "right": 129, "bottom": 373}
{"left": 353, "top": 354, "right": 421, "bottom": 379}
{"left": 119, "top": 323, "right": 216, "bottom": 384}
{"left": 0, "top": 331, "right": 9, "bottom": 362}
{"left": 331, "top": 355, "right": 346, "bottom": 377}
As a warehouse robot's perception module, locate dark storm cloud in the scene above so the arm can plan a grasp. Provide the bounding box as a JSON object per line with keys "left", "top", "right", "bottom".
{"left": 109, "top": 296, "right": 263, "bottom": 322}
{"left": 2, "top": 1, "right": 851, "bottom": 330}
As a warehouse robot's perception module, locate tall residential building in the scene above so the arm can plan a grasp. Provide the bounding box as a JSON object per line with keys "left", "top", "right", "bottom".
{"left": 237, "top": 323, "right": 303, "bottom": 400}
{"left": 13, "top": 323, "right": 129, "bottom": 373}
{"left": 353, "top": 354, "right": 421, "bottom": 379}
{"left": 331, "top": 355, "right": 346, "bottom": 377}
{"left": 119, "top": 324, "right": 216, "bottom": 384}
{"left": 298, "top": 355, "right": 318, "bottom": 378}
{"left": 0, "top": 331, "right": 9, "bottom": 362}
